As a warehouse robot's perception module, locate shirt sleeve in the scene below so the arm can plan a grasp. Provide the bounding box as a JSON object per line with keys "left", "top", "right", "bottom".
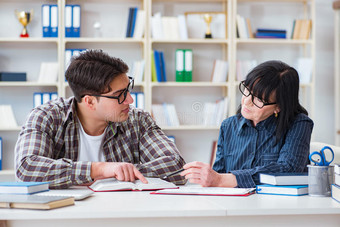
{"left": 15, "top": 108, "right": 93, "bottom": 189}
{"left": 134, "top": 111, "right": 186, "bottom": 185}
{"left": 230, "top": 118, "right": 313, "bottom": 188}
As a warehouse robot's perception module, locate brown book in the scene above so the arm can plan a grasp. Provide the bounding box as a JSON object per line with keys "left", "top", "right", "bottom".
{"left": 0, "top": 194, "right": 74, "bottom": 210}
{"left": 299, "top": 19, "right": 312, "bottom": 39}
{"left": 292, "top": 19, "right": 302, "bottom": 39}
{"left": 209, "top": 140, "right": 218, "bottom": 167}
{"left": 246, "top": 18, "right": 254, "bottom": 38}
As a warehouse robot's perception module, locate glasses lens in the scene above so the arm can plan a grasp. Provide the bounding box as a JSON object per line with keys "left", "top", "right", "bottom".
{"left": 239, "top": 82, "right": 250, "bottom": 96}
{"left": 252, "top": 97, "right": 265, "bottom": 108}
{"left": 118, "top": 80, "right": 134, "bottom": 104}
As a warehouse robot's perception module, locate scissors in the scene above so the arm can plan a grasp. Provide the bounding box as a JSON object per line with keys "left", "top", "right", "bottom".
{"left": 309, "top": 146, "right": 334, "bottom": 166}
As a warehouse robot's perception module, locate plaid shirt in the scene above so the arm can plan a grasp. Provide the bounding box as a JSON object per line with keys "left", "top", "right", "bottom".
{"left": 15, "top": 97, "right": 186, "bottom": 188}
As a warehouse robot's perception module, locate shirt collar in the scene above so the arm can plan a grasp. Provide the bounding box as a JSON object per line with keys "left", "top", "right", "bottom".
{"left": 237, "top": 114, "right": 277, "bottom": 135}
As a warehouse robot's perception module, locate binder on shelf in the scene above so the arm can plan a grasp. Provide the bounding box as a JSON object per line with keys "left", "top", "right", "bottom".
{"left": 159, "top": 51, "right": 167, "bottom": 82}
{"left": 0, "top": 72, "right": 26, "bottom": 82}
{"left": 133, "top": 9, "right": 146, "bottom": 39}
{"left": 72, "top": 5, "right": 81, "bottom": 37}
{"left": 151, "top": 51, "right": 157, "bottom": 82}
{"left": 65, "top": 5, "right": 73, "bottom": 37}
{"left": 184, "top": 49, "right": 192, "bottom": 82}
{"left": 33, "top": 92, "right": 59, "bottom": 108}
{"left": 175, "top": 49, "right": 184, "bottom": 82}
{"left": 130, "top": 8, "right": 138, "bottom": 37}
{"left": 153, "top": 50, "right": 162, "bottom": 82}
{"left": 41, "top": 4, "right": 50, "bottom": 37}
{"left": 50, "top": 5, "right": 58, "bottom": 37}
{"left": 0, "top": 137, "right": 2, "bottom": 170}
{"left": 126, "top": 8, "right": 135, "bottom": 38}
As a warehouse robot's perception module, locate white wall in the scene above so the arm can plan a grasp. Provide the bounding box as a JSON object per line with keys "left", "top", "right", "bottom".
{"left": 313, "top": 0, "right": 335, "bottom": 144}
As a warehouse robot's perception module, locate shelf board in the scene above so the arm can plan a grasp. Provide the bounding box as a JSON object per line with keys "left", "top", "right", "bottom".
{"left": 64, "top": 37, "right": 145, "bottom": 43}
{"left": 237, "top": 0, "right": 311, "bottom": 2}
{"left": 0, "top": 82, "right": 58, "bottom": 87}
{"left": 236, "top": 38, "right": 313, "bottom": 45}
{"left": 161, "top": 125, "right": 220, "bottom": 130}
{"left": 0, "top": 37, "right": 58, "bottom": 43}
{"left": 0, "top": 126, "right": 21, "bottom": 131}
{"left": 152, "top": 39, "right": 228, "bottom": 44}
{"left": 0, "top": 169, "right": 15, "bottom": 176}
{"left": 64, "top": 82, "right": 145, "bottom": 88}
{"left": 151, "top": 82, "right": 229, "bottom": 87}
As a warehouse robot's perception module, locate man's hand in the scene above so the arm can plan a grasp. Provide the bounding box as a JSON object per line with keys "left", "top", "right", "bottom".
{"left": 181, "top": 161, "right": 237, "bottom": 187}
{"left": 91, "top": 162, "right": 148, "bottom": 183}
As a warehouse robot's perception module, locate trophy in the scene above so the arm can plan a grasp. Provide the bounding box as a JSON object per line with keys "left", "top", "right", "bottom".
{"left": 203, "top": 14, "right": 213, "bottom": 38}
{"left": 15, "top": 9, "right": 34, "bottom": 38}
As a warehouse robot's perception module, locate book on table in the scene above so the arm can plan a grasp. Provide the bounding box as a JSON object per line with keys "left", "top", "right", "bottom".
{"left": 150, "top": 187, "right": 255, "bottom": 196}
{"left": 256, "top": 184, "right": 308, "bottom": 196}
{"left": 0, "top": 182, "right": 49, "bottom": 194}
{"left": 88, "top": 177, "right": 178, "bottom": 192}
{"left": 36, "top": 186, "right": 94, "bottom": 200}
{"left": 259, "top": 172, "right": 308, "bottom": 185}
{"left": 0, "top": 194, "right": 74, "bottom": 210}
{"left": 331, "top": 184, "right": 340, "bottom": 203}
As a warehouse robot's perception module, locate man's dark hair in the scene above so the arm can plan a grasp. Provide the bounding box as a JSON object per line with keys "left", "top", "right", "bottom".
{"left": 65, "top": 49, "right": 129, "bottom": 102}
{"left": 237, "top": 60, "right": 308, "bottom": 141}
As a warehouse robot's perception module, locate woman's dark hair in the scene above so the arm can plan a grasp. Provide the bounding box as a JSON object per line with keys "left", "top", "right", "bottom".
{"left": 237, "top": 60, "right": 308, "bottom": 141}
{"left": 65, "top": 49, "right": 129, "bottom": 102}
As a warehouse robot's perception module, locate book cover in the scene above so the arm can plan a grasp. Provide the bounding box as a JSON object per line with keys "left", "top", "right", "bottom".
{"left": 256, "top": 184, "right": 308, "bottom": 196}
{"left": 126, "top": 7, "right": 134, "bottom": 38}
{"left": 41, "top": 4, "right": 50, "bottom": 37}
{"left": 331, "top": 184, "right": 340, "bottom": 203}
{"left": 72, "top": 5, "right": 81, "bottom": 37}
{"left": 0, "top": 72, "right": 27, "bottom": 81}
{"left": 50, "top": 4, "right": 58, "bottom": 37}
{"left": 259, "top": 172, "right": 308, "bottom": 185}
{"left": 0, "top": 182, "right": 49, "bottom": 194}
{"left": 151, "top": 187, "right": 255, "bottom": 196}
{"left": 65, "top": 5, "right": 72, "bottom": 37}
{"left": 88, "top": 177, "right": 178, "bottom": 192}
{"left": 0, "top": 194, "right": 74, "bottom": 210}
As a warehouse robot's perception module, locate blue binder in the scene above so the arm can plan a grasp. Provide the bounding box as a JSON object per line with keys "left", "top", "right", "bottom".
{"left": 65, "top": 5, "right": 73, "bottom": 37}
{"left": 130, "top": 8, "right": 138, "bottom": 37}
{"left": 72, "top": 5, "right": 81, "bottom": 37}
{"left": 159, "top": 51, "right": 167, "bottom": 82}
{"left": 41, "top": 4, "right": 50, "bottom": 37}
{"left": 153, "top": 50, "right": 162, "bottom": 82}
{"left": 50, "top": 4, "right": 58, "bottom": 37}
{"left": 126, "top": 7, "right": 134, "bottom": 37}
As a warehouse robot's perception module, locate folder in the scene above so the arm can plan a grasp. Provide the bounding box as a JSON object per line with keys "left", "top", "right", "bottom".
{"left": 153, "top": 50, "right": 162, "bottom": 82}
{"left": 72, "top": 5, "right": 81, "bottom": 37}
{"left": 33, "top": 93, "right": 42, "bottom": 108}
{"left": 159, "top": 51, "right": 167, "bottom": 82}
{"left": 0, "top": 137, "right": 2, "bottom": 170}
{"left": 65, "top": 5, "right": 72, "bottom": 37}
{"left": 137, "top": 92, "right": 144, "bottom": 109}
{"left": 50, "top": 5, "right": 58, "bottom": 37}
{"left": 130, "top": 8, "right": 138, "bottom": 37}
{"left": 175, "top": 49, "right": 184, "bottom": 82}
{"left": 184, "top": 49, "right": 193, "bottom": 82}
{"left": 126, "top": 8, "right": 134, "bottom": 37}
{"left": 41, "top": 5, "right": 50, "bottom": 37}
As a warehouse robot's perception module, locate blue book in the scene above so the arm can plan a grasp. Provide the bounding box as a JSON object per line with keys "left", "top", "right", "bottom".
{"left": 255, "top": 32, "right": 286, "bottom": 39}
{"left": 256, "top": 28, "right": 286, "bottom": 33}
{"left": 126, "top": 8, "right": 134, "bottom": 37}
{"left": 0, "top": 182, "right": 49, "bottom": 195}
{"left": 259, "top": 172, "right": 308, "bottom": 185}
{"left": 153, "top": 50, "right": 162, "bottom": 82}
{"left": 256, "top": 184, "right": 308, "bottom": 196}
{"left": 159, "top": 51, "right": 167, "bottom": 82}
{"left": 130, "top": 8, "right": 138, "bottom": 37}
{"left": 0, "top": 72, "right": 27, "bottom": 81}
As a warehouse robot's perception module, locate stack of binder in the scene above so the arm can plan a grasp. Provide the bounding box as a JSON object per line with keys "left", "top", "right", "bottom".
{"left": 175, "top": 49, "right": 192, "bottom": 82}
{"left": 65, "top": 4, "right": 81, "bottom": 37}
{"left": 41, "top": 4, "right": 58, "bottom": 37}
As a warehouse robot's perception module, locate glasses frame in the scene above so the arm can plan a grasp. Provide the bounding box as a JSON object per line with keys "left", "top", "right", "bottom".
{"left": 239, "top": 81, "right": 276, "bottom": 109}
{"left": 82, "top": 76, "right": 134, "bottom": 104}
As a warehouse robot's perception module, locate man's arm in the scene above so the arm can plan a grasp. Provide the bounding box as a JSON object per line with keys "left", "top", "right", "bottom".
{"left": 133, "top": 110, "right": 186, "bottom": 185}
{"left": 15, "top": 108, "right": 92, "bottom": 189}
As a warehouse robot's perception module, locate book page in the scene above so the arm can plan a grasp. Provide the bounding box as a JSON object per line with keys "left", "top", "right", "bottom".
{"left": 134, "top": 178, "right": 177, "bottom": 190}
{"left": 89, "top": 178, "right": 135, "bottom": 191}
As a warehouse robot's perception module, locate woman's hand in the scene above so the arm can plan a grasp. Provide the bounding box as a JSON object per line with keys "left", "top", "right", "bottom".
{"left": 181, "top": 161, "right": 237, "bottom": 188}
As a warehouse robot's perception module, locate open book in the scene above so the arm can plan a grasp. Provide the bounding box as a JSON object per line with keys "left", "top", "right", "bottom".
{"left": 151, "top": 187, "right": 255, "bottom": 196}
{"left": 88, "top": 177, "right": 178, "bottom": 192}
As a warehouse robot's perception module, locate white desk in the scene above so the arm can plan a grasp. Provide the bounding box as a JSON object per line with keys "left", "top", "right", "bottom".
{"left": 1, "top": 191, "right": 340, "bottom": 227}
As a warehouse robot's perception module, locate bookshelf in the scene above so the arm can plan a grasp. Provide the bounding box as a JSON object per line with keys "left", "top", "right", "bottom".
{"left": 0, "top": 0, "right": 315, "bottom": 177}
{"left": 335, "top": 0, "right": 340, "bottom": 146}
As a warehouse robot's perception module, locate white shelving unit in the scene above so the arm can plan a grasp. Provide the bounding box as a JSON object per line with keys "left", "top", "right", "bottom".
{"left": 0, "top": 0, "right": 315, "bottom": 177}
{"left": 334, "top": 1, "right": 340, "bottom": 146}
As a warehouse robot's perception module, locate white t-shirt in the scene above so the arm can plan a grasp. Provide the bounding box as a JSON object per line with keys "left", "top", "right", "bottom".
{"left": 77, "top": 119, "right": 106, "bottom": 162}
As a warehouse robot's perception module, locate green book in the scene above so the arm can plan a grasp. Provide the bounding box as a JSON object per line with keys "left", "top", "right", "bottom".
{"left": 184, "top": 49, "right": 193, "bottom": 82}
{"left": 175, "top": 49, "right": 184, "bottom": 82}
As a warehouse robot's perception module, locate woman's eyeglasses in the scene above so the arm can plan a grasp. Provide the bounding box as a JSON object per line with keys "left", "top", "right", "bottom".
{"left": 239, "top": 81, "right": 276, "bottom": 108}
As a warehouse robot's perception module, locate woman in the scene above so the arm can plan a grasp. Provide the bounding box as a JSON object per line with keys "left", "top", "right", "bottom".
{"left": 181, "top": 60, "right": 314, "bottom": 188}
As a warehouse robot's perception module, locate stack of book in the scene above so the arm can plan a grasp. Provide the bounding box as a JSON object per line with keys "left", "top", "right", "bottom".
{"left": 151, "top": 103, "right": 179, "bottom": 127}
{"left": 332, "top": 163, "right": 340, "bottom": 203}
{"left": 0, "top": 105, "right": 18, "bottom": 129}
{"left": 151, "top": 12, "right": 188, "bottom": 40}
{"left": 291, "top": 19, "right": 312, "bottom": 40}
{"left": 256, "top": 172, "right": 308, "bottom": 196}
{"left": 126, "top": 7, "right": 145, "bottom": 39}
{"left": 130, "top": 92, "right": 144, "bottom": 110}
{"left": 211, "top": 59, "right": 228, "bottom": 83}
{"left": 175, "top": 49, "right": 193, "bottom": 82}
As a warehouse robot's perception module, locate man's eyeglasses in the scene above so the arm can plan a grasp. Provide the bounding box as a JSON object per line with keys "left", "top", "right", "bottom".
{"left": 82, "top": 77, "right": 134, "bottom": 104}
{"left": 239, "top": 81, "right": 276, "bottom": 109}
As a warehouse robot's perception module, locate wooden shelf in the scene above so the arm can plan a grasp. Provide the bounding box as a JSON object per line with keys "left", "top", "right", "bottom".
{"left": 0, "top": 82, "right": 58, "bottom": 87}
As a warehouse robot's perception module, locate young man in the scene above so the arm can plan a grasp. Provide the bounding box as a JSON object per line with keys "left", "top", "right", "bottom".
{"left": 15, "top": 49, "right": 186, "bottom": 189}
